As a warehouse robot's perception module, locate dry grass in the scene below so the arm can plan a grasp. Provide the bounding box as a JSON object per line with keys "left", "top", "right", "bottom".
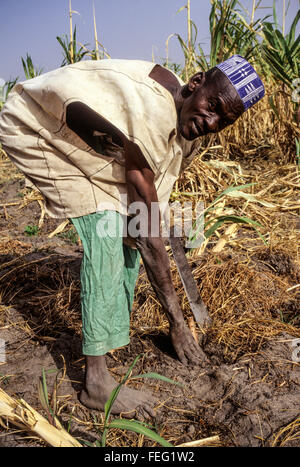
{"left": 272, "top": 417, "right": 300, "bottom": 447}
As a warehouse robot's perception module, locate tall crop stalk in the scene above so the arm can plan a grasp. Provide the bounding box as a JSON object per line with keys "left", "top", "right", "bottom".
{"left": 69, "top": 0, "right": 74, "bottom": 63}
{"left": 92, "top": 1, "right": 100, "bottom": 60}
{"left": 90, "top": 2, "right": 111, "bottom": 61}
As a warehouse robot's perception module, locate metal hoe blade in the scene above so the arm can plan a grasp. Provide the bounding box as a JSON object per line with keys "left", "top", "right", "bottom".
{"left": 168, "top": 228, "right": 211, "bottom": 329}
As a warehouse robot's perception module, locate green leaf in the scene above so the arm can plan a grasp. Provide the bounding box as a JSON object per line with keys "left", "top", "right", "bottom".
{"left": 188, "top": 184, "right": 262, "bottom": 243}
{"left": 287, "top": 9, "right": 300, "bottom": 46}
{"left": 38, "top": 369, "right": 49, "bottom": 413}
{"left": 204, "top": 215, "right": 262, "bottom": 239}
{"left": 176, "top": 5, "right": 187, "bottom": 14}
{"left": 190, "top": 20, "right": 198, "bottom": 47}
{"left": 79, "top": 439, "right": 100, "bottom": 447}
{"left": 225, "top": 190, "right": 276, "bottom": 207}
{"left": 290, "top": 35, "right": 300, "bottom": 58}
{"left": 275, "top": 29, "right": 295, "bottom": 72}
{"left": 107, "top": 419, "right": 173, "bottom": 447}
{"left": 296, "top": 138, "right": 300, "bottom": 156}
{"left": 205, "top": 183, "right": 256, "bottom": 214}
{"left": 104, "top": 354, "right": 142, "bottom": 421}
{"left": 37, "top": 368, "right": 56, "bottom": 425}
{"left": 261, "top": 45, "right": 292, "bottom": 86}
{"left": 176, "top": 34, "right": 190, "bottom": 59}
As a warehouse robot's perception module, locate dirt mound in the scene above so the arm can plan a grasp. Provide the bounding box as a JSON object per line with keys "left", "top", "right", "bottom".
{"left": 0, "top": 245, "right": 299, "bottom": 447}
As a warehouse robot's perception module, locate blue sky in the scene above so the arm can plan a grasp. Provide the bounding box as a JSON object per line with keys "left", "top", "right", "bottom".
{"left": 0, "top": 0, "right": 298, "bottom": 83}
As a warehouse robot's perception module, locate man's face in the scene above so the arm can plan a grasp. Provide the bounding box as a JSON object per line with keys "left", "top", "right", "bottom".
{"left": 178, "top": 70, "right": 244, "bottom": 140}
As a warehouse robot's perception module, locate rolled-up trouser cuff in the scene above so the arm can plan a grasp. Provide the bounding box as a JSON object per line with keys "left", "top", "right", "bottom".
{"left": 82, "top": 332, "right": 130, "bottom": 356}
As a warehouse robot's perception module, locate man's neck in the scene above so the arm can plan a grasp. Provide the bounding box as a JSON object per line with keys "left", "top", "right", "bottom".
{"left": 149, "top": 64, "right": 184, "bottom": 114}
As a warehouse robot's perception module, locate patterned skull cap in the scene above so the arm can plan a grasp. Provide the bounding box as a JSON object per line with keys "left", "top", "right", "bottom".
{"left": 215, "top": 55, "right": 265, "bottom": 111}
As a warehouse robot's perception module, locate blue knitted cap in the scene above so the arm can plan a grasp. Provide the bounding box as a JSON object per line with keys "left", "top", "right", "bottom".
{"left": 215, "top": 55, "right": 265, "bottom": 111}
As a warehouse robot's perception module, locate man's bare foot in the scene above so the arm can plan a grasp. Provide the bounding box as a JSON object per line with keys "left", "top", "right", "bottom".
{"left": 79, "top": 355, "right": 155, "bottom": 419}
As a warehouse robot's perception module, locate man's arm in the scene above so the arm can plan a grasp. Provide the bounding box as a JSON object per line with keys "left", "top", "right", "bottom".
{"left": 124, "top": 139, "right": 205, "bottom": 365}
{"left": 66, "top": 101, "right": 205, "bottom": 364}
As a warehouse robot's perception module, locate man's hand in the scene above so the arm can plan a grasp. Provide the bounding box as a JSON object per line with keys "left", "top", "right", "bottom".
{"left": 170, "top": 321, "right": 208, "bottom": 365}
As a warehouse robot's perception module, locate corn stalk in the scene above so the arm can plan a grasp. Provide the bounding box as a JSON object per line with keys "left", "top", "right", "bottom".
{"left": 0, "top": 388, "right": 81, "bottom": 447}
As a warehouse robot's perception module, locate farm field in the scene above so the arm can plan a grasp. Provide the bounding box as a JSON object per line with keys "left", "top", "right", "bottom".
{"left": 0, "top": 0, "right": 299, "bottom": 448}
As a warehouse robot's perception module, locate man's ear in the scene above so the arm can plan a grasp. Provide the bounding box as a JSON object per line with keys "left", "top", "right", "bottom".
{"left": 187, "top": 71, "right": 205, "bottom": 92}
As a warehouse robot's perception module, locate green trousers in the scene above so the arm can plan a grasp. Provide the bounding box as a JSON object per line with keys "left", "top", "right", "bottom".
{"left": 71, "top": 211, "right": 141, "bottom": 356}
